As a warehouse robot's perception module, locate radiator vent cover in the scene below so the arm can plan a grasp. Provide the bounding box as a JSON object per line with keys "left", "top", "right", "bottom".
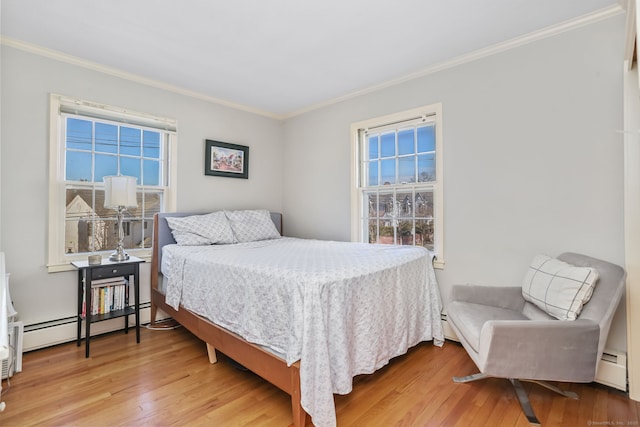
{"left": 1, "top": 321, "right": 24, "bottom": 379}
{"left": 595, "top": 348, "right": 627, "bottom": 391}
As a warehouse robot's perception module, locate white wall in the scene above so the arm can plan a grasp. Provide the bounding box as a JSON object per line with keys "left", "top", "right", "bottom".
{"left": 283, "top": 15, "right": 627, "bottom": 351}
{"left": 0, "top": 46, "right": 284, "bottom": 336}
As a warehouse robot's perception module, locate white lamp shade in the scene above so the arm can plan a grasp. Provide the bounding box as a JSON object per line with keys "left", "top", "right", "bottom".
{"left": 103, "top": 175, "right": 138, "bottom": 208}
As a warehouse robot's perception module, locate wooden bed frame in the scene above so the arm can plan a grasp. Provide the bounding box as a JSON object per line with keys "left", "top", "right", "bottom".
{"left": 150, "top": 212, "right": 308, "bottom": 427}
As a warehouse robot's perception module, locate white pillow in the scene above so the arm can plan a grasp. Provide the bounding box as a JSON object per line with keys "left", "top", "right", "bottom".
{"left": 166, "top": 212, "right": 236, "bottom": 246}
{"left": 224, "top": 209, "right": 281, "bottom": 243}
{"left": 522, "top": 254, "right": 599, "bottom": 321}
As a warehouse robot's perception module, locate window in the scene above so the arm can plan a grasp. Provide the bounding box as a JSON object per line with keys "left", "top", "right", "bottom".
{"left": 48, "top": 95, "right": 177, "bottom": 271}
{"left": 350, "top": 104, "right": 444, "bottom": 267}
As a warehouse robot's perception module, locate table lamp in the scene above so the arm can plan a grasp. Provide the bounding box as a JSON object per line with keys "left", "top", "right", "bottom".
{"left": 103, "top": 175, "right": 138, "bottom": 261}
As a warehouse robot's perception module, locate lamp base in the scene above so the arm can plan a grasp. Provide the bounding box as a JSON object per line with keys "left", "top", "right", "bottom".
{"left": 110, "top": 205, "right": 130, "bottom": 262}
{"left": 109, "top": 250, "right": 130, "bottom": 262}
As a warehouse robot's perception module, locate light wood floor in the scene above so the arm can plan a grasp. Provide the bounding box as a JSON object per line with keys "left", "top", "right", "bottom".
{"left": 1, "top": 325, "right": 639, "bottom": 426}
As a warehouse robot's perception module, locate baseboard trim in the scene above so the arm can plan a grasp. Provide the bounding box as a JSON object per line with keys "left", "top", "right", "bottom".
{"left": 22, "top": 305, "right": 169, "bottom": 352}
{"left": 441, "top": 316, "right": 459, "bottom": 341}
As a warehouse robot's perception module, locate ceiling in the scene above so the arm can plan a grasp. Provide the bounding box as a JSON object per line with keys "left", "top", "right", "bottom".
{"left": 1, "top": 0, "right": 624, "bottom": 118}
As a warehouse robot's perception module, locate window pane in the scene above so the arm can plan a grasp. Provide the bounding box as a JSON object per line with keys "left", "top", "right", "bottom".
{"left": 120, "top": 157, "right": 141, "bottom": 181}
{"left": 380, "top": 132, "right": 395, "bottom": 157}
{"left": 415, "top": 191, "right": 434, "bottom": 217}
{"left": 415, "top": 218, "right": 434, "bottom": 250}
{"left": 379, "top": 224, "right": 394, "bottom": 244}
{"left": 366, "top": 191, "right": 378, "bottom": 217}
{"left": 129, "top": 219, "right": 145, "bottom": 248}
{"left": 417, "top": 154, "right": 435, "bottom": 182}
{"left": 66, "top": 188, "right": 94, "bottom": 216}
{"left": 143, "top": 159, "right": 160, "bottom": 186}
{"left": 368, "top": 135, "right": 379, "bottom": 160}
{"left": 398, "top": 157, "right": 415, "bottom": 184}
{"left": 143, "top": 192, "right": 162, "bottom": 217}
{"left": 417, "top": 125, "right": 435, "bottom": 153}
{"left": 64, "top": 219, "right": 84, "bottom": 253}
{"left": 95, "top": 154, "right": 118, "bottom": 182}
{"left": 381, "top": 159, "right": 395, "bottom": 185}
{"left": 66, "top": 118, "right": 92, "bottom": 150}
{"left": 66, "top": 151, "right": 92, "bottom": 181}
{"left": 95, "top": 123, "right": 118, "bottom": 153}
{"left": 396, "top": 192, "right": 414, "bottom": 218}
{"left": 367, "top": 218, "right": 379, "bottom": 244}
{"left": 89, "top": 218, "right": 113, "bottom": 252}
{"left": 143, "top": 130, "right": 160, "bottom": 159}
{"left": 65, "top": 189, "right": 94, "bottom": 253}
{"left": 396, "top": 220, "right": 414, "bottom": 245}
{"left": 379, "top": 192, "right": 395, "bottom": 220}
{"left": 367, "top": 161, "right": 379, "bottom": 186}
{"left": 141, "top": 219, "right": 153, "bottom": 248}
{"left": 398, "top": 129, "right": 415, "bottom": 156}
{"left": 120, "top": 127, "right": 141, "bottom": 156}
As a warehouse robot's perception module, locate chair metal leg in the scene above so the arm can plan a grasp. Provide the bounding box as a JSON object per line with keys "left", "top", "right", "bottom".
{"left": 525, "top": 379, "right": 579, "bottom": 399}
{"left": 452, "top": 373, "right": 578, "bottom": 426}
{"left": 452, "top": 372, "right": 490, "bottom": 383}
{"left": 509, "top": 378, "right": 541, "bottom": 426}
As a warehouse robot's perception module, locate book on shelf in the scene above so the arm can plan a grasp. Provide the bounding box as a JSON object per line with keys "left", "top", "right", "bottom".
{"left": 91, "top": 276, "right": 127, "bottom": 287}
{"left": 83, "top": 278, "right": 129, "bottom": 317}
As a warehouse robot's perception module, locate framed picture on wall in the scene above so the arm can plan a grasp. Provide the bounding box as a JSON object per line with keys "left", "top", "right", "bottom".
{"left": 204, "top": 139, "right": 249, "bottom": 179}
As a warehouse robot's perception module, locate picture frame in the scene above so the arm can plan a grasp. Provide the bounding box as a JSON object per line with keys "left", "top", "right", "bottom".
{"left": 204, "top": 139, "right": 249, "bottom": 179}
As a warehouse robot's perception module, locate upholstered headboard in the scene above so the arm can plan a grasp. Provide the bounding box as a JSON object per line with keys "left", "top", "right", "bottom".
{"left": 152, "top": 211, "right": 283, "bottom": 275}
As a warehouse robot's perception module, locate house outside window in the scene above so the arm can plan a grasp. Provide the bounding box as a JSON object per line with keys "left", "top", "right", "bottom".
{"left": 351, "top": 103, "right": 444, "bottom": 267}
{"left": 48, "top": 95, "right": 177, "bottom": 271}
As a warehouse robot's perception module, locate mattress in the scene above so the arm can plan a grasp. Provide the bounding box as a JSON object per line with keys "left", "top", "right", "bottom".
{"left": 161, "top": 237, "right": 443, "bottom": 427}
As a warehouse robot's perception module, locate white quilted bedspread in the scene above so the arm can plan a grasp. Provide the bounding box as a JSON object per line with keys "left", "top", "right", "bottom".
{"left": 162, "top": 237, "right": 443, "bottom": 427}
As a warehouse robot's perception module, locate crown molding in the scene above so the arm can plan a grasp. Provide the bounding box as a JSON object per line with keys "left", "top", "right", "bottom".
{"left": 282, "top": 4, "right": 624, "bottom": 119}
{"left": 0, "top": 36, "right": 283, "bottom": 120}
{"left": 1, "top": 4, "right": 624, "bottom": 120}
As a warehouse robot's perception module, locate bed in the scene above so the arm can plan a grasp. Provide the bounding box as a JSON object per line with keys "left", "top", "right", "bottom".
{"left": 150, "top": 210, "right": 444, "bottom": 427}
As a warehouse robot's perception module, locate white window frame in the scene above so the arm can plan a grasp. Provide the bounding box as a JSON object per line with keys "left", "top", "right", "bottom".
{"left": 350, "top": 103, "right": 445, "bottom": 268}
{"left": 47, "top": 94, "right": 178, "bottom": 272}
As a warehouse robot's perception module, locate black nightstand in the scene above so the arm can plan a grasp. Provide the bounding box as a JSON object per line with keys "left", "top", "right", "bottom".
{"left": 72, "top": 256, "right": 144, "bottom": 357}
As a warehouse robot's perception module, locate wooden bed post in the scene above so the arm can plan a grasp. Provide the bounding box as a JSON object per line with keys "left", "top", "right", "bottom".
{"left": 290, "top": 364, "right": 307, "bottom": 427}
{"left": 150, "top": 213, "right": 160, "bottom": 326}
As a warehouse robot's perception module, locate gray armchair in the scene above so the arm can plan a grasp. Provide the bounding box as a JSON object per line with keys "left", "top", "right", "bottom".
{"left": 447, "top": 252, "right": 626, "bottom": 426}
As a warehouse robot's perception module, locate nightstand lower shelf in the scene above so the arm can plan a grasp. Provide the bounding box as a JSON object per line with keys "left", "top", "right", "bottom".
{"left": 86, "top": 306, "right": 136, "bottom": 323}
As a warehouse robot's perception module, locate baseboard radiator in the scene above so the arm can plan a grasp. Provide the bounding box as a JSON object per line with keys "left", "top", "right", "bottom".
{"left": 441, "top": 314, "right": 628, "bottom": 392}
{"left": 22, "top": 304, "right": 163, "bottom": 352}
{"left": 595, "top": 349, "right": 627, "bottom": 391}
{"left": 1, "top": 321, "right": 23, "bottom": 379}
